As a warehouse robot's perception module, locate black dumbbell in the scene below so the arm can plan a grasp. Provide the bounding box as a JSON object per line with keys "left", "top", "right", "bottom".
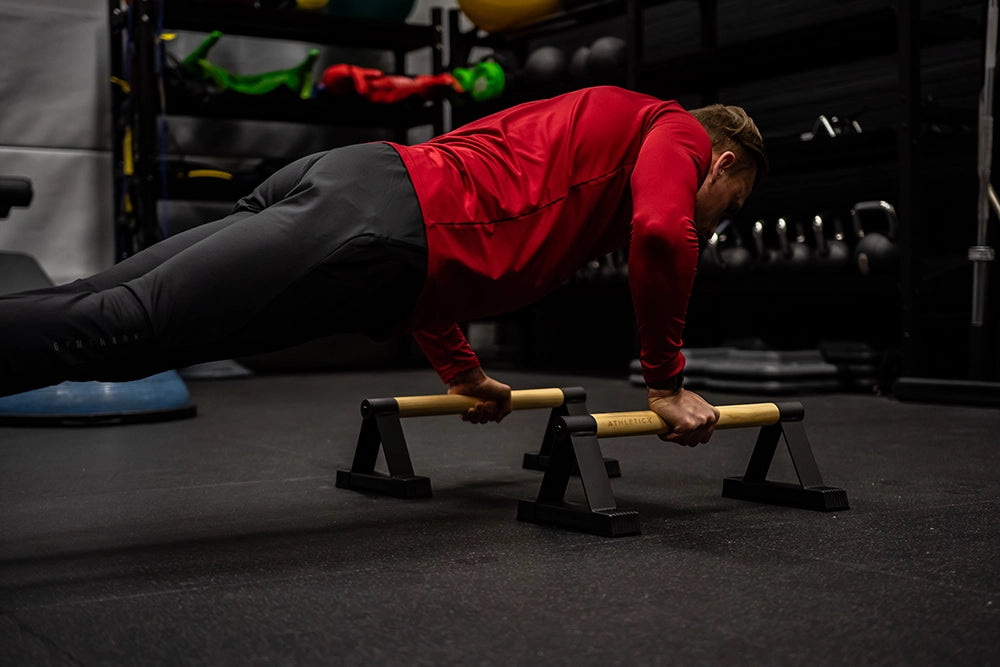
{"left": 811, "top": 214, "right": 852, "bottom": 269}
{"left": 851, "top": 200, "right": 900, "bottom": 276}
{"left": 800, "top": 114, "right": 864, "bottom": 141}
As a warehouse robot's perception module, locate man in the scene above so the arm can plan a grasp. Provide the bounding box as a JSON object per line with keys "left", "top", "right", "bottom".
{"left": 0, "top": 86, "right": 765, "bottom": 447}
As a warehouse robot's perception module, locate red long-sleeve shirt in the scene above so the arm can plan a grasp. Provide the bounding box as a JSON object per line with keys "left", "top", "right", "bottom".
{"left": 387, "top": 86, "right": 711, "bottom": 387}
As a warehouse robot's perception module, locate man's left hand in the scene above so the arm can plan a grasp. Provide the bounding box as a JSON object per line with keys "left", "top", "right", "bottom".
{"left": 448, "top": 366, "right": 512, "bottom": 424}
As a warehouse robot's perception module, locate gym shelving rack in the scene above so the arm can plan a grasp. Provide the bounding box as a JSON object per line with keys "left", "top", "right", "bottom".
{"left": 108, "top": 0, "right": 445, "bottom": 260}
{"left": 446, "top": 0, "right": 994, "bottom": 388}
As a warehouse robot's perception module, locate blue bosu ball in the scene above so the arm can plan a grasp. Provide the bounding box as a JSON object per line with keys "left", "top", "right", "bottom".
{"left": 0, "top": 370, "right": 197, "bottom": 426}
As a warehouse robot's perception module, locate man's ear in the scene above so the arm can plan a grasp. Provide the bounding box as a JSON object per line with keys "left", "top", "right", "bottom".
{"left": 710, "top": 150, "right": 738, "bottom": 180}
{"left": 718, "top": 150, "right": 737, "bottom": 170}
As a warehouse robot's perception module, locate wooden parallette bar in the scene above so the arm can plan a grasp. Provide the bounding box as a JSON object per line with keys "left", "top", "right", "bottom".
{"left": 339, "top": 387, "right": 595, "bottom": 499}
{"left": 518, "top": 400, "right": 847, "bottom": 537}
{"left": 589, "top": 402, "right": 788, "bottom": 439}
{"left": 391, "top": 388, "right": 567, "bottom": 418}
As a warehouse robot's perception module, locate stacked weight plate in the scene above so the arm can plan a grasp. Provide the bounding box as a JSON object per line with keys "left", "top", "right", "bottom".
{"left": 630, "top": 344, "right": 881, "bottom": 394}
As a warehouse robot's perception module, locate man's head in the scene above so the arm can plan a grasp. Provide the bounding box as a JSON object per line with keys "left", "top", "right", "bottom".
{"left": 688, "top": 104, "right": 767, "bottom": 238}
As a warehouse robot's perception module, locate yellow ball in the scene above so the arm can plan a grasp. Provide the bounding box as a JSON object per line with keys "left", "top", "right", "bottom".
{"left": 458, "top": 0, "right": 562, "bottom": 33}
{"left": 297, "top": 0, "right": 329, "bottom": 10}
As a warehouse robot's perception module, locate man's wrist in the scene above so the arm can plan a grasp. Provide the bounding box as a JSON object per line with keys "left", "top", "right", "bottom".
{"left": 448, "top": 365, "right": 485, "bottom": 389}
{"left": 646, "top": 370, "right": 684, "bottom": 392}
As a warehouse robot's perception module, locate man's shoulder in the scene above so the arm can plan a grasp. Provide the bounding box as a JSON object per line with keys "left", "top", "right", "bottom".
{"left": 551, "top": 86, "right": 690, "bottom": 134}
{"left": 571, "top": 85, "right": 681, "bottom": 109}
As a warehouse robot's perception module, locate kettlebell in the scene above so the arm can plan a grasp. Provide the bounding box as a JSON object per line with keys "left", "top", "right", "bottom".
{"left": 751, "top": 219, "right": 779, "bottom": 270}
{"left": 569, "top": 45, "right": 591, "bottom": 81}
{"left": 719, "top": 224, "right": 753, "bottom": 273}
{"left": 811, "top": 214, "right": 851, "bottom": 269}
{"left": 776, "top": 217, "right": 811, "bottom": 269}
{"left": 852, "top": 200, "right": 900, "bottom": 276}
{"left": 699, "top": 231, "right": 725, "bottom": 275}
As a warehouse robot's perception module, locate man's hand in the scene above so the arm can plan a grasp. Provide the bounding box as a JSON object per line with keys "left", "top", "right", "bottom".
{"left": 448, "top": 366, "right": 512, "bottom": 424}
{"left": 648, "top": 387, "right": 720, "bottom": 446}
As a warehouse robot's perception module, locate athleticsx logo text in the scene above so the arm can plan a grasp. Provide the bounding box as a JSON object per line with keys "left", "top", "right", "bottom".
{"left": 603, "top": 414, "right": 657, "bottom": 429}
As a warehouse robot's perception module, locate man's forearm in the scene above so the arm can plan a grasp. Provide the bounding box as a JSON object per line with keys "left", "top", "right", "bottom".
{"left": 412, "top": 322, "right": 480, "bottom": 384}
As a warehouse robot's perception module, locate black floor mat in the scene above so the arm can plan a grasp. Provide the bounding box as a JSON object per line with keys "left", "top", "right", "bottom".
{"left": 1, "top": 369, "right": 997, "bottom": 665}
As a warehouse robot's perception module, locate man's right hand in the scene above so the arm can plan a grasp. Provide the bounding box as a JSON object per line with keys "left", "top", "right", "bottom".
{"left": 648, "top": 387, "right": 719, "bottom": 446}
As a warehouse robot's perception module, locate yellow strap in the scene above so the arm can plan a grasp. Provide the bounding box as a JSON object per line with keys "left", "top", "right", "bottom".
{"left": 122, "top": 127, "right": 134, "bottom": 176}
{"left": 186, "top": 169, "right": 233, "bottom": 180}
{"left": 109, "top": 76, "right": 131, "bottom": 93}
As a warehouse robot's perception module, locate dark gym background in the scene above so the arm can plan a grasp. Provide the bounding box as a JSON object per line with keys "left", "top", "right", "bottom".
{"left": 2, "top": 1, "right": 998, "bottom": 665}
{"left": 447, "top": 0, "right": 996, "bottom": 387}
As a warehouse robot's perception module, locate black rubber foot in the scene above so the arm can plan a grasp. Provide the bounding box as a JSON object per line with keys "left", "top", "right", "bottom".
{"left": 335, "top": 469, "right": 433, "bottom": 499}
{"left": 721, "top": 477, "right": 849, "bottom": 511}
{"left": 521, "top": 452, "right": 622, "bottom": 478}
{"left": 516, "top": 499, "right": 641, "bottom": 537}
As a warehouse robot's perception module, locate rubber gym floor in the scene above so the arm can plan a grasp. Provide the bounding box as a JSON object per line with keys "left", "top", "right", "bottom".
{"left": 1, "top": 367, "right": 997, "bottom": 665}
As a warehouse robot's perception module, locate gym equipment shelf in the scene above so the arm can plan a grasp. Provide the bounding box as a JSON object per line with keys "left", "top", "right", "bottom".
{"left": 163, "top": 1, "right": 439, "bottom": 52}
{"left": 108, "top": 0, "right": 445, "bottom": 259}
{"left": 162, "top": 86, "right": 440, "bottom": 128}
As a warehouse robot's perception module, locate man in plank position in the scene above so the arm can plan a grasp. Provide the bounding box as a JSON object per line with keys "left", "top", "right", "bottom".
{"left": 0, "top": 86, "right": 765, "bottom": 447}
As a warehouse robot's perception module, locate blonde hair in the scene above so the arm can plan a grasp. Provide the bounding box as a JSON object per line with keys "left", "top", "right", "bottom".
{"left": 688, "top": 104, "right": 768, "bottom": 183}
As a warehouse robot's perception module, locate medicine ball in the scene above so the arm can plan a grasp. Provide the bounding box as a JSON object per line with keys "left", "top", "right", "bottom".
{"left": 524, "top": 46, "right": 567, "bottom": 84}
{"left": 569, "top": 45, "right": 591, "bottom": 80}
{"left": 457, "top": 0, "right": 561, "bottom": 33}
{"left": 587, "top": 36, "right": 627, "bottom": 80}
